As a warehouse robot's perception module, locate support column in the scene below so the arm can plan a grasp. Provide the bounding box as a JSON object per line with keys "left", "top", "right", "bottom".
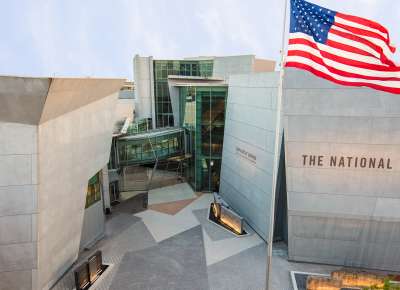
{"left": 101, "top": 166, "right": 112, "bottom": 214}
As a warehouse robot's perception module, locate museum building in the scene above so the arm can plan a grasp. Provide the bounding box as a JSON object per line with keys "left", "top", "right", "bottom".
{"left": 2, "top": 54, "right": 399, "bottom": 290}
{"left": 130, "top": 55, "right": 400, "bottom": 272}
{"left": 122, "top": 54, "right": 276, "bottom": 192}
{"left": 220, "top": 67, "right": 400, "bottom": 272}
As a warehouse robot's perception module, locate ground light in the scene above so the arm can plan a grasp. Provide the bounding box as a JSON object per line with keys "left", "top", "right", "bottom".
{"left": 301, "top": 270, "right": 400, "bottom": 290}
{"left": 208, "top": 194, "right": 248, "bottom": 236}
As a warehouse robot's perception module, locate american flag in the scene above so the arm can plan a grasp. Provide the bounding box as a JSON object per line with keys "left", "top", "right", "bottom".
{"left": 285, "top": 0, "right": 400, "bottom": 94}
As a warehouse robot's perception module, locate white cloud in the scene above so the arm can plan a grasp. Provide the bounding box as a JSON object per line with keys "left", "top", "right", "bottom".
{"left": 0, "top": 0, "right": 398, "bottom": 77}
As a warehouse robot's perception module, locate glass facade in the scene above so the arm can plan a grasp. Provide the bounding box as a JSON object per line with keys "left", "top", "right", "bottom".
{"left": 126, "top": 118, "right": 153, "bottom": 135}
{"left": 179, "top": 86, "right": 227, "bottom": 192}
{"left": 153, "top": 60, "right": 213, "bottom": 128}
{"left": 117, "top": 130, "right": 184, "bottom": 166}
{"left": 85, "top": 172, "right": 101, "bottom": 208}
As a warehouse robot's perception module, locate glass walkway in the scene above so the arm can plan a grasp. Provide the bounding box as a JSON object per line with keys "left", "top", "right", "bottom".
{"left": 117, "top": 127, "right": 185, "bottom": 166}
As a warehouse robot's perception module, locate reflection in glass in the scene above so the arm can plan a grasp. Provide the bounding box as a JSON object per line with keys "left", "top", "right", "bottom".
{"left": 86, "top": 172, "right": 101, "bottom": 208}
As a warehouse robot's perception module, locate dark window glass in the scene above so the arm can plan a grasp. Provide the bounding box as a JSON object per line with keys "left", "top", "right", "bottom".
{"left": 85, "top": 172, "right": 101, "bottom": 208}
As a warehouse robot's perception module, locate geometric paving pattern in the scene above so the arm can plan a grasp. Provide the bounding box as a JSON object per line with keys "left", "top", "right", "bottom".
{"left": 51, "top": 183, "right": 272, "bottom": 290}
{"left": 148, "top": 183, "right": 196, "bottom": 205}
{"left": 192, "top": 208, "right": 234, "bottom": 241}
{"left": 207, "top": 243, "right": 267, "bottom": 290}
{"left": 149, "top": 197, "right": 197, "bottom": 215}
{"left": 110, "top": 226, "right": 208, "bottom": 290}
{"left": 50, "top": 182, "right": 354, "bottom": 290}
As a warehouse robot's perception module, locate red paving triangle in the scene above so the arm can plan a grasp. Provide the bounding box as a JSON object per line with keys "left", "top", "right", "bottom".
{"left": 149, "top": 198, "right": 197, "bottom": 215}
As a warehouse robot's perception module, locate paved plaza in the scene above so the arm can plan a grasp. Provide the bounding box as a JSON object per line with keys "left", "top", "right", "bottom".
{"left": 52, "top": 183, "right": 344, "bottom": 290}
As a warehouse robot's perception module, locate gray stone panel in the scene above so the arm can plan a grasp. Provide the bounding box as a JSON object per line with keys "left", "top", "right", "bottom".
{"left": 110, "top": 226, "right": 208, "bottom": 290}
{"left": 0, "top": 77, "right": 123, "bottom": 290}
{"left": 287, "top": 167, "right": 400, "bottom": 198}
{"left": 0, "top": 123, "right": 37, "bottom": 155}
{"left": 192, "top": 209, "right": 234, "bottom": 241}
{"left": 0, "top": 270, "right": 32, "bottom": 290}
{"left": 284, "top": 87, "right": 398, "bottom": 117}
{"left": 37, "top": 93, "right": 118, "bottom": 289}
{"left": 288, "top": 192, "right": 377, "bottom": 219}
{"left": 134, "top": 55, "right": 155, "bottom": 123}
{"left": 220, "top": 179, "right": 270, "bottom": 238}
{"left": 0, "top": 121, "right": 38, "bottom": 289}
{"left": 286, "top": 141, "right": 400, "bottom": 170}
{"left": 0, "top": 185, "right": 37, "bottom": 216}
{"left": 288, "top": 216, "right": 400, "bottom": 270}
{"left": 227, "top": 102, "right": 277, "bottom": 132}
{"left": 284, "top": 69, "right": 400, "bottom": 271}
{"left": 101, "top": 220, "right": 156, "bottom": 264}
{"left": 79, "top": 201, "right": 105, "bottom": 250}
{"left": 0, "top": 242, "right": 36, "bottom": 272}
{"left": 207, "top": 243, "right": 267, "bottom": 290}
{"left": 290, "top": 216, "right": 365, "bottom": 241}
{"left": 222, "top": 135, "right": 275, "bottom": 178}
{"left": 285, "top": 115, "right": 374, "bottom": 144}
{"left": 286, "top": 115, "right": 400, "bottom": 145}
{"left": 0, "top": 155, "right": 32, "bottom": 187}
{"left": 224, "top": 118, "right": 275, "bottom": 152}
{"left": 0, "top": 215, "right": 32, "bottom": 245}
{"left": 220, "top": 72, "right": 280, "bottom": 241}
{"left": 0, "top": 77, "right": 49, "bottom": 125}
{"left": 213, "top": 55, "right": 254, "bottom": 80}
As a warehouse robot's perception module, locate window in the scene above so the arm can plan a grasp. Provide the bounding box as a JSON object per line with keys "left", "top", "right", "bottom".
{"left": 154, "top": 60, "right": 214, "bottom": 128}
{"left": 85, "top": 172, "right": 101, "bottom": 208}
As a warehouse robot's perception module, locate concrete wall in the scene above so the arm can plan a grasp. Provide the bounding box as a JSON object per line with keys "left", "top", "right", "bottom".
{"left": 0, "top": 77, "right": 49, "bottom": 125}
{"left": 80, "top": 166, "right": 111, "bottom": 251}
{"left": 79, "top": 200, "right": 105, "bottom": 251}
{"left": 37, "top": 93, "right": 118, "bottom": 289}
{"left": 284, "top": 68, "right": 400, "bottom": 271}
{"left": 213, "top": 55, "right": 255, "bottom": 80}
{"left": 0, "top": 122, "right": 38, "bottom": 290}
{"left": 213, "top": 55, "right": 276, "bottom": 81}
{"left": 115, "top": 98, "right": 135, "bottom": 122}
{"left": 254, "top": 58, "right": 276, "bottom": 73}
{"left": 134, "top": 55, "right": 155, "bottom": 126}
{"left": 220, "top": 72, "right": 280, "bottom": 240}
{"left": 0, "top": 76, "right": 123, "bottom": 290}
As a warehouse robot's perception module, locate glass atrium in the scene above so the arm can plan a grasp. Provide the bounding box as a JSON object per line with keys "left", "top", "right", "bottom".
{"left": 153, "top": 60, "right": 213, "bottom": 128}
{"left": 178, "top": 85, "right": 227, "bottom": 192}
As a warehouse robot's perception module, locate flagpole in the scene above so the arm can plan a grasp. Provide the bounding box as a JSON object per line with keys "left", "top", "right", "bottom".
{"left": 266, "top": 0, "right": 288, "bottom": 289}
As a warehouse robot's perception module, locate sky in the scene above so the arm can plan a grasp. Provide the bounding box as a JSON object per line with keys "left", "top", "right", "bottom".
{"left": 0, "top": 0, "right": 399, "bottom": 80}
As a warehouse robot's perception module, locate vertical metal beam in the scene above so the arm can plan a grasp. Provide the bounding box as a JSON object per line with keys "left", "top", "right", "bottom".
{"left": 266, "top": 0, "right": 289, "bottom": 289}
{"left": 209, "top": 87, "right": 212, "bottom": 192}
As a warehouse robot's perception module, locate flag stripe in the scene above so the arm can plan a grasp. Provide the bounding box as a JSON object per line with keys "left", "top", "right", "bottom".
{"left": 335, "top": 15, "right": 390, "bottom": 41}
{"left": 288, "top": 43, "right": 399, "bottom": 72}
{"left": 328, "top": 33, "right": 380, "bottom": 58}
{"left": 289, "top": 35, "right": 385, "bottom": 66}
{"left": 287, "top": 54, "right": 400, "bottom": 85}
{"left": 329, "top": 28, "right": 395, "bottom": 66}
{"left": 333, "top": 25, "right": 395, "bottom": 58}
{"left": 286, "top": 60, "right": 400, "bottom": 94}
{"left": 333, "top": 21, "right": 393, "bottom": 52}
{"left": 287, "top": 49, "right": 400, "bottom": 80}
{"left": 336, "top": 12, "right": 390, "bottom": 38}
{"left": 326, "top": 39, "right": 376, "bottom": 58}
